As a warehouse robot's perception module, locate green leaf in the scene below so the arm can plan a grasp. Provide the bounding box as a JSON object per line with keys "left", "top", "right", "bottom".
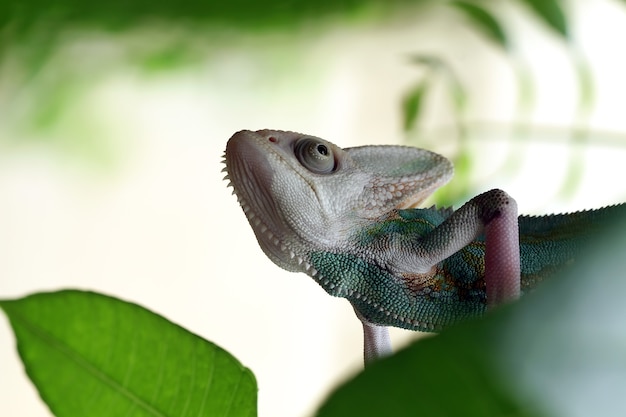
{"left": 450, "top": 1, "right": 508, "bottom": 50}
{"left": 317, "top": 216, "right": 626, "bottom": 417}
{"left": 517, "top": 0, "right": 569, "bottom": 38}
{"left": 402, "top": 80, "right": 429, "bottom": 132}
{"left": 316, "top": 327, "right": 532, "bottom": 417}
{"left": 0, "top": 290, "right": 257, "bottom": 417}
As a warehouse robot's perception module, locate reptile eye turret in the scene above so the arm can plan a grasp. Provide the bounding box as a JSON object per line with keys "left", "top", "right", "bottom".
{"left": 294, "top": 137, "right": 336, "bottom": 174}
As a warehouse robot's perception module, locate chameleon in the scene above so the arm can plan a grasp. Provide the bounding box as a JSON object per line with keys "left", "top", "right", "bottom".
{"left": 222, "top": 129, "right": 626, "bottom": 364}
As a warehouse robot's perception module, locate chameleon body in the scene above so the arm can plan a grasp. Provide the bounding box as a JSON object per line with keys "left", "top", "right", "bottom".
{"left": 223, "top": 129, "right": 625, "bottom": 361}
{"left": 309, "top": 206, "right": 623, "bottom": 332}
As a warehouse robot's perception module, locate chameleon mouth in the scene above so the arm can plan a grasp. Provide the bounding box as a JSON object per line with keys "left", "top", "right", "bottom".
{"left": 221, "top": 153, "right": 321, "bottom": 278}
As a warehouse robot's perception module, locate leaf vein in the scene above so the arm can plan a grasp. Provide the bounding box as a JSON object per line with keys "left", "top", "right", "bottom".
{"left": 7, "top": 306, "right": 169, "bottom": 417}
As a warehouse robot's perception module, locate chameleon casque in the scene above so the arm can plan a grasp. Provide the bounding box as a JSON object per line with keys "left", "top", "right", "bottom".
{"left": 223, "top": 129, "right": 625, "bottom": 364}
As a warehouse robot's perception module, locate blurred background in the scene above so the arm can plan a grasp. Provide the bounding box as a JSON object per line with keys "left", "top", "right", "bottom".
{"left": 2, "top": 0, "right": 626, "bottom": 416}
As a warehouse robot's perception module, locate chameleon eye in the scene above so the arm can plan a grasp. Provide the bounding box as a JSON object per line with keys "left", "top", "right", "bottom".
{"left": 295, "top": 138, "right": 336, "bottom": 174}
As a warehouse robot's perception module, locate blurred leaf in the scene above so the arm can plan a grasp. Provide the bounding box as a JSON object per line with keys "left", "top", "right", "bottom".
{"left": 515, "top": 62, "right": 535, "bottom": 113}
{"left": 573, "top": 53, "right": 595, "bottom": 115}
{"left": 402, "top": 80, "right": 429, "bottom": 132}
{"left": 557, "top": 53, "right": 594, "bottom": 200}
{"left": 450, "top": 1, "right": 508, "bottom": 50}
{"left": 431, "top": 150, "right": 474, "bottom": 208}
{"left": 0, "top": 0, "right": 429, "bottom": 38}
{"left": 140, "top": 43, "right": 202, "bottom": 72}
{"left": 517, "top": 0, "right": 568, "bottom": 38}
{"left": 448, "top": 72, "right": 468, "bottom": 115}
{"left": 405, "top": 54, "right": 473, "bottom": 207}
{"left": 317, "top": 326, "right": 532, "bottom": 417}
{"left": 409, "top": 54, "right": 443, "bottom": 69}
{"left": 318, "top": 214, "right": 626, "bottom": 417}
{"left": 0, "top": 0, "right": 437, "bottom": 77}
{"left": 0, "top": 290, "right": 257, "bottom": 417}
{"left": 407, "top": 54, "right": 468, "bottom": 115}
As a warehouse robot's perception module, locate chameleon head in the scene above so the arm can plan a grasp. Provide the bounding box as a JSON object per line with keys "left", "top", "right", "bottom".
{"left": 223, "top": 129, "right": 453, "bottom": 275}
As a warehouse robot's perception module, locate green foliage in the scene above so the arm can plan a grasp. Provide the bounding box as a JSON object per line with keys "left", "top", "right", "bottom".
{"left": 317, "top": 325, "right": 534, "bottom": 417}
{"left": 0, "top": 0, "right": 422, "bottom": 38}
{"left": 402, "top": 80, "right": 429, "bottom": 132}
{"left": 0, "top": 290, "right": 257, "bottom": 417}
{"left": 450, "top": 1, "right": 509, "bottom": 50}
{"left": 404, "top": 55, "right": 469, "bottom": 134}
{"left": 517, "top": 0, "right": 568, "bottom": 38}
{"left": 0, "top": 0, "right": 433, "bottom": 167}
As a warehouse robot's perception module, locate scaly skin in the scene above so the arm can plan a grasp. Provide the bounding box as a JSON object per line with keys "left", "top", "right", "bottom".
{"left": 309, "top": 205, "right": 626, "bottom": 332}
{"left": 223, "top": 129, "right": 625, "bottom": 361}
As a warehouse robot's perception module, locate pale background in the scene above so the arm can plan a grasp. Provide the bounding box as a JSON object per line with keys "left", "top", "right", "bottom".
{"left": 2, "top": 1, "right": 626, "bottom": 416}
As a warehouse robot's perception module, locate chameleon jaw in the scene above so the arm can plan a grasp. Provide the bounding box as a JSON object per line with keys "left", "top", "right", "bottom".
{"left": 221, "top": 154, "right": 320, "bottom": 277}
